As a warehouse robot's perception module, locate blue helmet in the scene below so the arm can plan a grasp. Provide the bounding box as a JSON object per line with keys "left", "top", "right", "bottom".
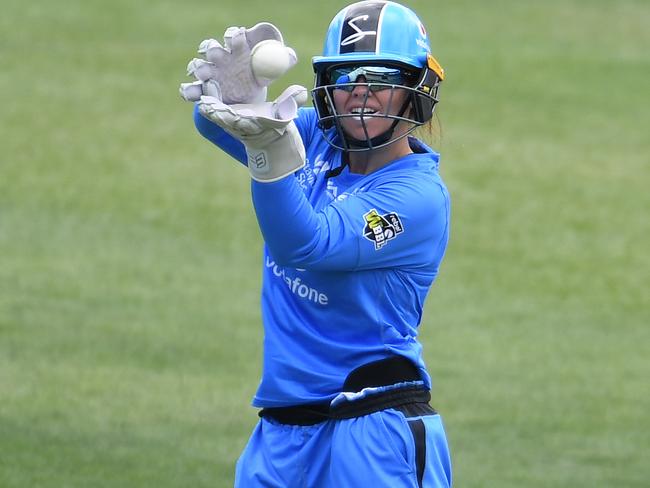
{"left": 313, "top": 0, "right": 434, "bottom": 70}
{"left": 311, "top": 1, "right": 444, "bottom": 152}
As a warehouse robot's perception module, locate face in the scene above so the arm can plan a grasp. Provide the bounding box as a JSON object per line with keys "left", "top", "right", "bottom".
{"left": 329, "top": 66, "right": 415, "bottom": 143}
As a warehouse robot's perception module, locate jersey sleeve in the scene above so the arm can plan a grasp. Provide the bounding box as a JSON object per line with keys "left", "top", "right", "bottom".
{"left": 251, "top": 171, "right": 450, "bottom": 271}
{"left": 193, "top": 104, "right": 248, "bottom": 164}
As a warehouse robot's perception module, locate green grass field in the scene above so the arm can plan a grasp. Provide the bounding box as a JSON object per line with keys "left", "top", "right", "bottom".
{"left": 1, "top": 0, "right": 648, "bottom": 486}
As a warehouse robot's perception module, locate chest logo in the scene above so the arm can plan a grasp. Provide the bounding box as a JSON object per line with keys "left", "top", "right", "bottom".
{"left": 362, "top": 209, "right": 404, "bottom": 250}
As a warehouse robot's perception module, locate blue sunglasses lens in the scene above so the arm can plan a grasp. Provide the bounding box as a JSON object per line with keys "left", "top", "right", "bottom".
{"left": 329, "top": 66, "right": 411, "bottom": 91}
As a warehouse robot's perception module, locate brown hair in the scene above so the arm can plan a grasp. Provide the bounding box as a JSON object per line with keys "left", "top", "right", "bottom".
{"left": 413, "top": 112, "right": 442, "bottom": 149}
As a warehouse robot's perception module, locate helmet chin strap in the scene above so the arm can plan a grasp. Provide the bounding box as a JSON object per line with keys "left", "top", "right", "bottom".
{"left": 325, "top": 98, "right": 412, "bottom": 179}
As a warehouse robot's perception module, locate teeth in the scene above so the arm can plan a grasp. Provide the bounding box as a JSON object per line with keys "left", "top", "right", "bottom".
{"left": 350, "top": 108, "right": 377, "bottom": 114}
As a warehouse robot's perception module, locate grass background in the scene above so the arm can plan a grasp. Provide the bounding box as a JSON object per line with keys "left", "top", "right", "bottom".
{"left": 1, "top": 0, "right": 648, "bottom": 486}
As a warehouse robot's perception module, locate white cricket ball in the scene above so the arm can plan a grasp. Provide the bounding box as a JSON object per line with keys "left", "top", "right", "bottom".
{"left": 250, "top": 40, "right": 294, "bottom": 80}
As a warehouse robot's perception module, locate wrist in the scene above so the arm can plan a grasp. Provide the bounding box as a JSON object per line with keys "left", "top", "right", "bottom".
{"left": 245, "top": 123, "right": 305, "bottom": 182}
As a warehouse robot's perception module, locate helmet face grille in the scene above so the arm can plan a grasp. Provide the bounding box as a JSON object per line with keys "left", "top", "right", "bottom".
{"left": 311, "top": 79, "right": 440, "bottom": 152}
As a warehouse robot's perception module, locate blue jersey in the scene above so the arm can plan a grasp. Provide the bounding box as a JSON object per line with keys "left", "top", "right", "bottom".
{"left": 194, "top": 106, "right": 450, "bottom": 408}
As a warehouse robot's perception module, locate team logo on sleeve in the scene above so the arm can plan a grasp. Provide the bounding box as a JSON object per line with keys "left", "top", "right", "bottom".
{"left": 362, "top": 209, "right": 404, "bottom": 250}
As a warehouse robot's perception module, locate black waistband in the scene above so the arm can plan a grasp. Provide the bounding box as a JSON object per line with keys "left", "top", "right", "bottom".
{"left": 342, "top": 355, "right": 422, "bottom": 391}
{"left": 259, "top": 356, "right": 433, "bottom": 426}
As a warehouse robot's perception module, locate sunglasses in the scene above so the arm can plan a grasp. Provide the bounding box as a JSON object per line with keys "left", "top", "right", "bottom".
{"left": 327, "top": 65, "right": 417, "bottom": 92}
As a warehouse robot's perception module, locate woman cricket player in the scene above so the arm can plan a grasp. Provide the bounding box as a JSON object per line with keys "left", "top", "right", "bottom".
{"left": 180, "top": 1, "right": 452, "bottom": 486}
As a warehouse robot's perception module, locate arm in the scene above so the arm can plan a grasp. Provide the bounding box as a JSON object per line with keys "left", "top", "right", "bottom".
{"left": 193, "top": 105, "right": 315, "bottom": 167}
{"left": 251, "top": 172, "right": 450, "bottom": 271}
{"left": 194, "top": 104, "right": 248, "bottom": 164}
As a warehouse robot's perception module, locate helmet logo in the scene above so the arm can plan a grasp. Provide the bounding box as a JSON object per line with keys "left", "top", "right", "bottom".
{"left": 419, "top": 22, "right": 427, "bottom": 39}
{"left": 341, "top": 15, "right": 377, "bottom": 46}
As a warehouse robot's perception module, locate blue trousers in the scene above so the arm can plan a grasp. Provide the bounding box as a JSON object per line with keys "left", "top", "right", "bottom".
{"left": 234, "top": 408, "right": 452, "bottom": 487}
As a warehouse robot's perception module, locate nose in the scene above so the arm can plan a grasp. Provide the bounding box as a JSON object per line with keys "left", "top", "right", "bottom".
{"left": 350, "top": 75, "right": 371, "bottom": 97}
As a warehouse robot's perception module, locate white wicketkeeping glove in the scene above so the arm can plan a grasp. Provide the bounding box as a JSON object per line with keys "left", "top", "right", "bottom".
{"left": 198, "top": 84, "right": 309, "bottom": 182}
{"left": 180, "top": 22, "right": 297, "bottom": 104}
